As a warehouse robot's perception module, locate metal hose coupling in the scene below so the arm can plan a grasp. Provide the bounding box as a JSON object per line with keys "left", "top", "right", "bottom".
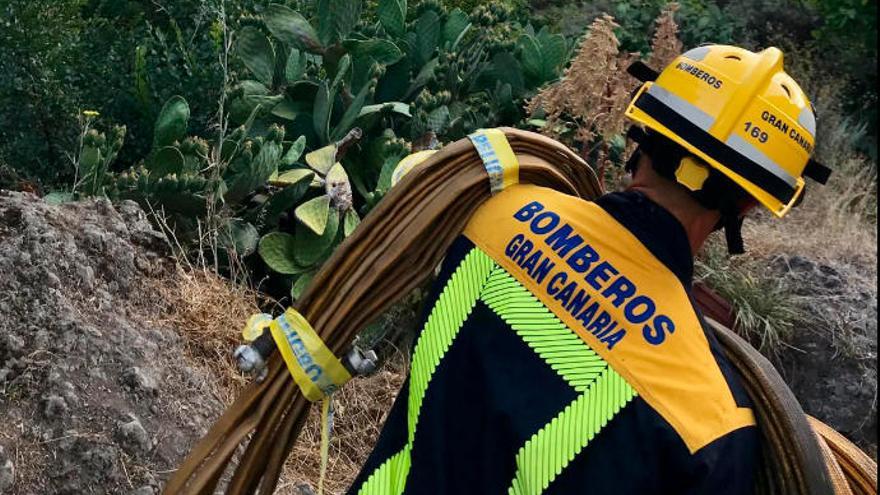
{"left": 234, "top": 330, "right": 274, "bottom": 382}
{"left": 343, "top": 346, "right": 378, "bottom": 376}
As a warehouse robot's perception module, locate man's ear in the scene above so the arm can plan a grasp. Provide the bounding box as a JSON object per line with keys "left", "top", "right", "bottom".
{"left": 625, "top": 147, "right": 642, "bottom": 174}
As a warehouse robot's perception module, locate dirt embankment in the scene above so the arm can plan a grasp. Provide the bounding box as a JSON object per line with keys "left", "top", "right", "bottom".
{"left": 0, "top": 191, "right": 227, "bottom": 494}
{"left": 0, "top": 192, "right": 405, "bottom": 495}
{"left": 771, "top": 254, "right": 877, "bottom": 456}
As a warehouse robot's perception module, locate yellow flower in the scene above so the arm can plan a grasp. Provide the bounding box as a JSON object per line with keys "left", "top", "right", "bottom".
{"left": 83, "top": 110, "right": 100, "bottom": 117}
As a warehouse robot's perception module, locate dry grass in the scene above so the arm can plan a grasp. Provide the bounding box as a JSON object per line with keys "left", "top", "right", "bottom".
{"left": 744, "top": 156, "right": 877, "bottom": 275}
{"left": 695, "top": 240, "right": 800, "bottom": 357}
{"left": 148, "top": 267, "right": 270, "bottom": 402}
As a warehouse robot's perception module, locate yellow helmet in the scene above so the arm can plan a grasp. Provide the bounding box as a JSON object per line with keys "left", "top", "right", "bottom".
{"left": 625, "top": 45, "right": 831, "bottom": 217}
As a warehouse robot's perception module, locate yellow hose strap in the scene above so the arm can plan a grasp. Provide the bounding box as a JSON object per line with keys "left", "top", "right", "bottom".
{"left": 268, "top": 308, "right": 352, "bottom": 402}
{"left": 468, "top": 128, "right": 520, "bottom": 194}
{"left": 318, "top": 397, "right": 333, "bottom": 495}
{"left": 241, "top": 313, "right": 273, "bottom": 342}
{"left": 391, "top": 150, "right": 438, "bottom": 187}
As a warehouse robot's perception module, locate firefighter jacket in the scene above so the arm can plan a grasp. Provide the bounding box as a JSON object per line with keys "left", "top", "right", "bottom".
{"left": 348, "top": 185, "right": 760, "bottom": 495}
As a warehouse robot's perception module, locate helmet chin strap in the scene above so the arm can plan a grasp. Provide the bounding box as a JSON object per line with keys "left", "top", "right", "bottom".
{"left": 718, "top": 209, "right": 746, "bottom": 255}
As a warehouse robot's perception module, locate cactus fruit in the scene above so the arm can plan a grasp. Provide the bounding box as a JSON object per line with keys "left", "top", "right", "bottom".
{"left": 111, "top": 166, "right": 209, "bottom": 217}
{"left": 77, "top": 124, "right": 127, "bottom": 196}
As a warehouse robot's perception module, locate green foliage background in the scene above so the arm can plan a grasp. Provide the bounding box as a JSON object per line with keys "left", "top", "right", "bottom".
{"left": 1, "top": 0, "right": 874, "bottom": 188}
{"left": 0, "top": 0, "right": 875, "bottom": 303}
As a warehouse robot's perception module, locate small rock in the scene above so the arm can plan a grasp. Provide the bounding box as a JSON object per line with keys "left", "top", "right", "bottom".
{"left": 134, "top": 256, "right": 151, "bottom": 273}
{"left": 32, "top": 330, "right": 50, "bottom": 350}
{"left": 45, "top": 271, "right": 61, "bottom": 288}
{"left": 294, "top": 483, "right": 317, "bottom": 495}
{"left": 75, "top": 264, "right": 95, "bottom": 290}
{"left": 788, "top": 255, "right": 816, "bottom": 272}
{"left": 87, "top": 367, "right": 107, "bottom": 381}
{"left": 43, "top": 394, "right": 68, "bottom": 419}
{"left": 117, "top": 415, "right": 151, "bottom": 454}
{"left": 0, "top": 447, "right": 13, "bottom": 492}
{"left": 80, "top": 443, "right": 119, "bottom": 472}
{"left": 59, "top": 381, "right": 78, "bottom": 405}
{"left": 122, "top": 367, "right": 158, "bottom": 396}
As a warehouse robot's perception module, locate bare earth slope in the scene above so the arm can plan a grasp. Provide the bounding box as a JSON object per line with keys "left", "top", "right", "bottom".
{"left": 0, "top": 191, "right": 225, "bottom": 494}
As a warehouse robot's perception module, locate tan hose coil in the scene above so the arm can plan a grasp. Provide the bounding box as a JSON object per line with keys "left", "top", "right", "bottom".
{"left": 809, "top": 415, "right": 878, "bottom": 495}
{"left": 166, "top": 129, "right": 866, "bottom": 495}
{"left": 705, "top": 318, "right": 836, "bottom": 495}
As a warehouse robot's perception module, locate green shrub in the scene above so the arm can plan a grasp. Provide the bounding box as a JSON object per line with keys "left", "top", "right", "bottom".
{"left": 809, "top": 0, "right": 877, "bottom": 141}
{"left": 440, "top": 0, "right": 526, "bottom": 15}
{"left": 0, "top": 0, "right": 265, "bottom": 189}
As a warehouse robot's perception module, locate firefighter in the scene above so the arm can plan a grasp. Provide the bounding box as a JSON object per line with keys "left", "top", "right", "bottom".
{"left": 350, "top": 45, "right": 830, "bottom": 495}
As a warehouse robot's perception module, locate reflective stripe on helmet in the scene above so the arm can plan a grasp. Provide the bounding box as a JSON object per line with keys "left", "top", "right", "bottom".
{"left": 647, "top": 84, "right": 715, "bottom": 131}
{"left": 797, "top": 107, "right": 817, "bottom": 138}
{"left": 725, "top": 134, "right": 799, "bottom": 188}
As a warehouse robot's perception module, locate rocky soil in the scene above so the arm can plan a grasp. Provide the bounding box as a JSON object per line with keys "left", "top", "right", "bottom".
{"left": 771, "top": 254, "right": 878, "bottom": 455}
{"left": 0, "top": 191, "right": 226, "bottom": 494}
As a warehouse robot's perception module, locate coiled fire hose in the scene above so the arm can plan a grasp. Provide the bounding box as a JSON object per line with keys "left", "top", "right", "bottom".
{"left": 165, "top": 128, "right": 874, "bottom": 495}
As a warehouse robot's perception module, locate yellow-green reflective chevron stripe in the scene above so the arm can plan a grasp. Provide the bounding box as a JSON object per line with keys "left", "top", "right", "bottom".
{"left": 481, "top": 268, "right": 606, "bottom": 392}
{"left": 407, "top": 248, "right": 495, "bottom": 443}
{"left": 508, "top": 369, "right": 636, "bottom": 495}
{"left": 357, "top": 248, "right": 495, "bottom": 495}
{"left": 358, "top": 252, "right": 637, "bottom": 495}
{"left": 480, "top": 267, "right": 638, "bottom": 495}
{"left": 356, "top": 447, "right": 411, "bottom": 495}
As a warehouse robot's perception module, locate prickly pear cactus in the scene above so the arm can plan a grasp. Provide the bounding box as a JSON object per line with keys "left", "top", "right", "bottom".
{"left": 153, "top": 96, "right": 190, "bottom": 149}
{"left": 518, "top": 27, "right": 568, "bottom": 87}
{"left": 224, "top": 124, "right": 287, "bottom": 204}
{"left": 78, "top": 124, "right": 127, "bottom": 196}
{"left": 111, "top": 166, "right": 211, "bottom": 218}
